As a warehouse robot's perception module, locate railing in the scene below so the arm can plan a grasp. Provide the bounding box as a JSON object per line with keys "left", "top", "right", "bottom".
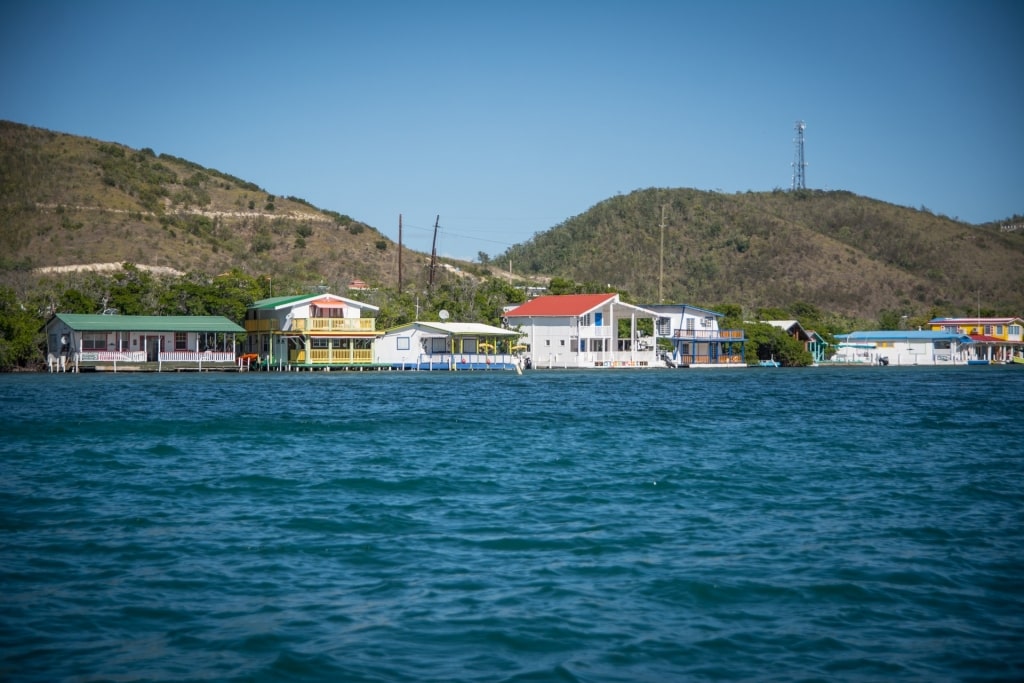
{"left": 78, "top": 351, "right": 146, "bottom": 362}
{"left": 680, "top": 354, "right": 745, "bottom": 365}
{"left": 292, "top": 318, "right": 376, "bottom": 333}
{"left": 245, "top": 319, "right": 279, "bottom": 332}
{"left": 290, "top": 349, "right": 374, "bottom": 364}
{"left": 160, "top": 351, "right": 237, "bottom": 363}
{"left": 673, "top": 328, "right": 744, "bottom": 340}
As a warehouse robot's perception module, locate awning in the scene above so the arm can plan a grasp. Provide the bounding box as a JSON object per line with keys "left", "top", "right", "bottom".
{"left": 311, "top": 299, "right": 346, "bottom": 309}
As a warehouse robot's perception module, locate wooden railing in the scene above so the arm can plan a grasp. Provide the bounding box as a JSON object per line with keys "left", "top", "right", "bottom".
{"left": 291, "top": 318, "right": 376, "bottom": 333}
{"left": 290, "top": 349, "right": 374, "bottom": 364}
{"left": 246, "top": 318, "right": 376, "bottom": 333}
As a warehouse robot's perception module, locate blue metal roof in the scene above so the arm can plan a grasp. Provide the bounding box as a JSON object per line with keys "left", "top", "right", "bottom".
{"left": 837, "top": 330, "right": 973, "bottom": 343}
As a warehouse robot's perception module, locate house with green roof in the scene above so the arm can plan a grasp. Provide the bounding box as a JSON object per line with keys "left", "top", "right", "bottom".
{"left": 243, "top": 293, "right": 381, "bottom": 369}
{"left": 43, "top": 313, "right": 245, "bottom": 372}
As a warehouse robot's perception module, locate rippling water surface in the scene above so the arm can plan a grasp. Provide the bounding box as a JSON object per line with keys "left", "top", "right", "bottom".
{"left": 2, "top": 367, "right": 1023, "bottom": 681}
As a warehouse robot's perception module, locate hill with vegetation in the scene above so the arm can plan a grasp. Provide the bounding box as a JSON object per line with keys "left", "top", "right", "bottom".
{"left": 495, "top": 188, "right": 1024, "bottom": 322}
{"left": 1, "top": 120, "right": 1022, "bottom": 369}
{"left": 0, "top": 120, "right": 428, "bottom": 288}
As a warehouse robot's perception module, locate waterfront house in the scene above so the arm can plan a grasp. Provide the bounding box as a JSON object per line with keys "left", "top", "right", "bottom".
{"left": 503, "top": 293, "right": 659, "bottom": 368}
{"left": 374, "top": 321, "right": 521, "bottom": 370}
{"left": 643, "top": 304, "right": 746, "bottom": 368}
{"left": 927, "top": 317, "right": 1024, "bottom": 363}
{"left": 832, "top": 330, "right": 973, "bottom": 365}
{"left": 806, "top": 330, "right": 830, "bottom": 364}
{"left": 43, "top": 313, "right": 244, "bottom": 372}
{"left": 243, "top": 293, "right": 381, "bottom": 370}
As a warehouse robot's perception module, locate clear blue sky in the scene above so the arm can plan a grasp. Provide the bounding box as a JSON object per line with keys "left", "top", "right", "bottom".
{"left": 2, "top": 1, "right": 1021, "bottom": 261}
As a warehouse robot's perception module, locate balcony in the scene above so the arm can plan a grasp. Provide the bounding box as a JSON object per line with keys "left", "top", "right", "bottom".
{"left": 673, "top": 328, "right": 744, "bottom": 340}
{"left": 244, "top": 318, "right": 377, "bottom": 334}
{"left": 292, "top": 318, "right": 376, "bottom": 333}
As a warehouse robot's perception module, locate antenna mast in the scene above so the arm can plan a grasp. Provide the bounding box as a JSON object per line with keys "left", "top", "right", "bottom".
{"left": 428, "top": 214, "right": 439, "bottom": 292}
{"left": 791, "top": 120, "right": 807, "bottom": 190}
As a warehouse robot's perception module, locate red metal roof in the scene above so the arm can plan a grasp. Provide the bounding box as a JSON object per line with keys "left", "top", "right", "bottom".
{"left": 505, "top": 293, "right": 617, "bottom": 317}
{"left": 969, "top": 334, "right": 1005, "bottom": 343}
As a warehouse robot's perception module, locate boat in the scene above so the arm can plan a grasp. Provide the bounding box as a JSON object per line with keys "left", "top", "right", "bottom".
{"left": 758, "top": 355, "right": 780, "bottom": 367}
{"left": 1014, "top": 356, "right": 1024, "bottom": 365}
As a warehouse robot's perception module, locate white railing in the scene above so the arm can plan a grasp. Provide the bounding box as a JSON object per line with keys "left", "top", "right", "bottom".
{"left": 79, "top": 351, "right": 146, "bottom": 362}
{"left": 159, "top": 351, "right": 236, "bottom": 363}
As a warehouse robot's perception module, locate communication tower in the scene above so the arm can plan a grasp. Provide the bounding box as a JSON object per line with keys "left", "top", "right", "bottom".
{"left": 791, "top": 120, "right": 807, "bottom": 191}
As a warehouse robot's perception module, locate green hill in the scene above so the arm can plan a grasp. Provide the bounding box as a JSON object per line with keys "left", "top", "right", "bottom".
{"left": 496, "top": 188, "right": 1024, "bottom": 320}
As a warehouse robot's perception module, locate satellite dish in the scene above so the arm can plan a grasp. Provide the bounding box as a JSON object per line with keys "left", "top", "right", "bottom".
{"left": 438, "top": 309, "right": 450, "bottom": 320}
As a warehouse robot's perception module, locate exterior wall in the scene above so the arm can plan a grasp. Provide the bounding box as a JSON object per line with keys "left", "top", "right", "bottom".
{"left": 650, "top": 306, "right": 746, "bottom": 367}
{"left": 374, "top": 328, "right": 518, "bottom": 370}
{"left": 43, "top": 319, "right": 237, "bottom": 370}
{"left": 832, "top": 339, "right": 968, "bottom": 365}
{"left": 508, "top": 308, "right": 658, "bottom": 368}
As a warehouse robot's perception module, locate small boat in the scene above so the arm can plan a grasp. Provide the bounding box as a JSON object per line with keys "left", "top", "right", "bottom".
{"left": 967, "top": 359, "right": 990, "bottom": 366}
{"left": 758, "top": 356, "right": 780, "bottom": 367}
{"left": 1012, "top": 355, "right": 1024, "bottom": 365}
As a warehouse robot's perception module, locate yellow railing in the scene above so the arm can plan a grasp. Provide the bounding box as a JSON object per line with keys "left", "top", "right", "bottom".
{"left": 245, "top": 318, "right": 376, "bottom": 333}
{"left": 292, "top": 318, "right": 376, "bottom": 333}
{"left": 290, "top": 349, "right": 374, "bottom": 364}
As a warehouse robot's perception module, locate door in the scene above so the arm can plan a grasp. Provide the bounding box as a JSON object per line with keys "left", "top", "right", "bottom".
{"left": 146, "top": 336, "right": 161, "bottom": 362}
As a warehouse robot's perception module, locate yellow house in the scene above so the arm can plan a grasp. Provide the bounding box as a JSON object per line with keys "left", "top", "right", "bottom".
{"left": 927, "top": 317, "right": 1024, "bottom": 363}
{"left": 243, "top": 293, "right": 382, "bottom": 369}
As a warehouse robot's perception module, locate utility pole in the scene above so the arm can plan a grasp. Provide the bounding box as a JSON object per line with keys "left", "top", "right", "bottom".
{"left": 428, "top": 214, "right": 439, "bottom": 292}
{"left": 659, "top": 204, "right": 667, "bottom": 303}
{"left": 397, "top": 214, "right": 403, "bottom": 292}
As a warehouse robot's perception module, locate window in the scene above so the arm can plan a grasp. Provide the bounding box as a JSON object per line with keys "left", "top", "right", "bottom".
{"left": 580, "top": 314, "right": 591, "bottom": 326}
{"left": 175, "top": 332, "right": 188, "bottom": 350}
{"left": 429, "top": 337, "right": 449, "bottom": 354}
{"left": 1011, "top": 325, "right": 1022, "bottom": 336}
{"left": 984, "top": 326, "right": 993, "bottom": 335}
{"left": 82, "top": 332, "right": 106, "bottom": 350}
{"left": 397, "top": 337, "right": 410, "bottom": 351}
{"left": 656, "top": 317, "right": 671, "bottom": 336}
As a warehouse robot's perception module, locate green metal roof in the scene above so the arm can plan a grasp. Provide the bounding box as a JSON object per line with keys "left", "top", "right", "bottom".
{"left": 53, "top": 314, "right": 245, "bottom": 333}
{"left": 249, "top": 295, "right": 312, "bottom": 310}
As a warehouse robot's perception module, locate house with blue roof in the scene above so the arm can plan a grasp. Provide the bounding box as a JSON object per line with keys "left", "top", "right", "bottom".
{"left": 832, "top": 330, "right": 974, "bottom": 366}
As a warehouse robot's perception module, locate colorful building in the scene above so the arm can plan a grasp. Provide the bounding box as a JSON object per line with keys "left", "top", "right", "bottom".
{"left": 243, "top": 293, "right": 381, "bottom": 370}
{"left": 927, "top": 317, "right": 1024, "bottom": 363}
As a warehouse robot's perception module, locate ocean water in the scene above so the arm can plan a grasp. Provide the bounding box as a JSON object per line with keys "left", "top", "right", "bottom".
{"left": 1, "top": 366, "right": 1022, "bottom": 682}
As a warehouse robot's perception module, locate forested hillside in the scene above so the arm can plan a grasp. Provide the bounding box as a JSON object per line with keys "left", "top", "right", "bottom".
{"left": 496, "top": 188, "right": 1024, "bottom": 320}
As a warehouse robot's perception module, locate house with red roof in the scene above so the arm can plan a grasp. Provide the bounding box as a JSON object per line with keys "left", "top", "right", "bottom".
{"left": 243, "top": 293, "right": 382, "bottom": 369}
{"left": 503, "top": 293, "right": 659, "bottom": 368}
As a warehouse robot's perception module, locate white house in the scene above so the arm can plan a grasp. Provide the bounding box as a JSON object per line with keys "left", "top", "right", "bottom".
{"left": 374, "top": 321, "right": 521, "bottom": 370}
{"left": 832, "top": 330, "right": 974, "bottom": 365}
{"left": 243, "top": 293, "right": 381, "bottom": 369}
{"left": 503, "top": 293, "right": 659, "bottom": 368}
{"left": 644, "top": 304, "right": 747, "bottom": 368}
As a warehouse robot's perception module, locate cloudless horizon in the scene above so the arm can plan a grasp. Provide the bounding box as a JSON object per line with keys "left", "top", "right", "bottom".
{"left": 3, "top": 1, "right": 1021, "bottom": 261}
